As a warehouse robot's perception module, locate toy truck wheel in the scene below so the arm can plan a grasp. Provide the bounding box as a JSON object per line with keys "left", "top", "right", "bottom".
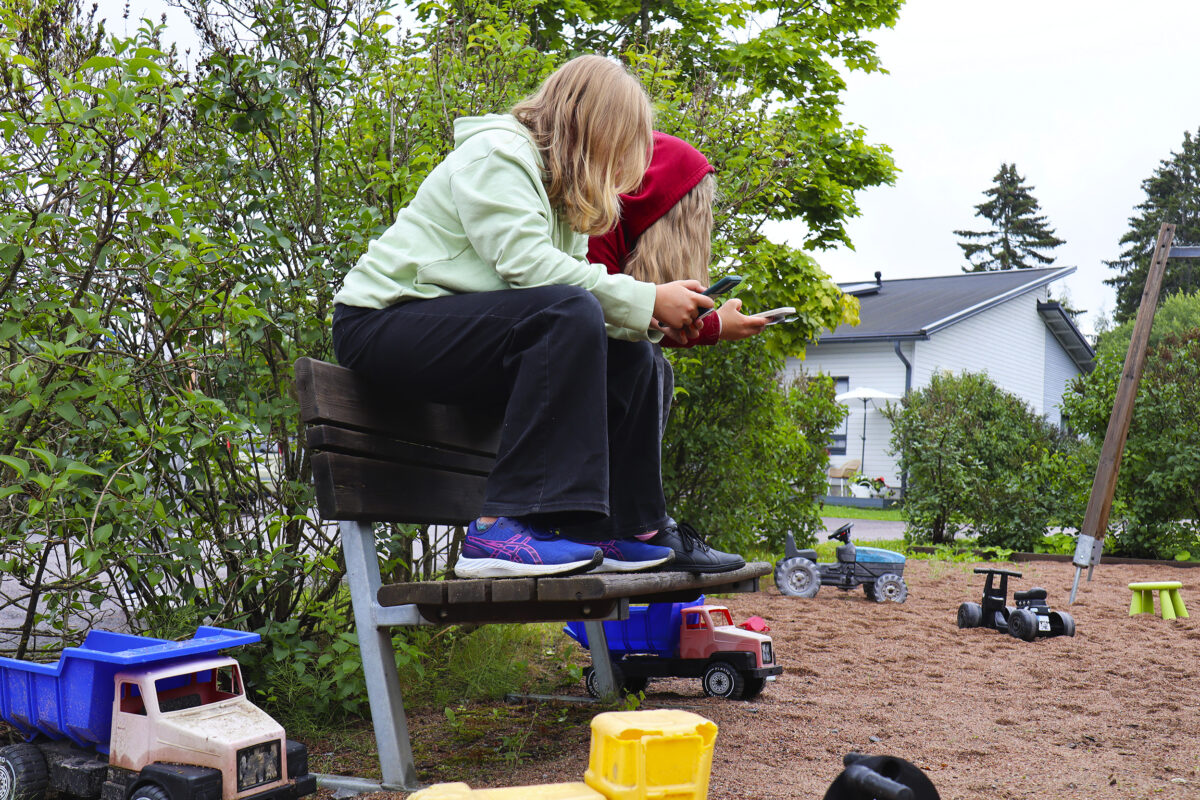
{"left": 0, "top": 744, "right": 48, "bottom": 800}
{"left": 584, "top": 663, "right": 626, "bottom": 699}
{"left": 701, "top": 661, "right": 745, "bottom": 700}
{"left": 623, "top": 675, "right": 648, "bottom": 695}
{"left": 873, "top": 574, "right": 908, "bottom": 603}
{"left": 774, "top": 557, "right": 820, "bottom": 597}
{"left": 957, "top": 601, "right": 983, "bottom": 628}
{"left": 1008, "top": 608, "right": 1039, "bottom": 641}
{"left": 740, "top": 676, "right": 766, "bottom": 701}
{"left": 129, "top": 785, "right": 171, "bottom": 800}
{"left": 1053, "top": 610, "right": 1076, "bottom": 637}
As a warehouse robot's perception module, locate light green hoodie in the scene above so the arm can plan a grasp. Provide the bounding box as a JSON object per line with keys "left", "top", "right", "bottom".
{"left": 333, "top": 114, "right": 659, "bottom": 341}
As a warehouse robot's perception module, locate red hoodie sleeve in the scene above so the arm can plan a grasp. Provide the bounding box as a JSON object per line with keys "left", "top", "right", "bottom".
{"left": 660, "top": 311, "right": 721, "bottom": 348}
{"left": 587, "top": 228, "right": 624, "bottom": 275}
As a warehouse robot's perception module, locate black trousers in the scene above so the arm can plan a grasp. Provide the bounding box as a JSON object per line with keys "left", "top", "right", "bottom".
{"left": 332, "top": 285, "right": 669, "bottom": 538}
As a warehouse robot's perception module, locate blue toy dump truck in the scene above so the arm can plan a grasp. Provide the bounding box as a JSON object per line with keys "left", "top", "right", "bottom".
{"left": 564, "top": 597, "right": 781, "bottom": 701}
{"left": 0, "top": 626, "right": 316, "bottom": 800}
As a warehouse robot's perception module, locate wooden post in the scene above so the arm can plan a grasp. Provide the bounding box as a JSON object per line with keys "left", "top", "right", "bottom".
{"left": 1070, "top": 222, "right": 1175, "bottom": 603}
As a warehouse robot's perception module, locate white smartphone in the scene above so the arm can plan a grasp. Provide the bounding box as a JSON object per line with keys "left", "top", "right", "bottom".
{"left": 754, "top": 306, "right": 797, "bottom": 325}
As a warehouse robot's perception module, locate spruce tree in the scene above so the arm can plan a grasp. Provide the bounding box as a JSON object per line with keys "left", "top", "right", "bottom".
{"left": 1105, "top": 129, "right": 1200, "bottom": 322}
{"left": 955, "top": 163, "right": 1065, "bottom": 272}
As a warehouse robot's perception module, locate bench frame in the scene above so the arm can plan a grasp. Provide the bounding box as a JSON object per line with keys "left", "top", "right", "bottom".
{"left": 295, "top": 357, "right": 767, "bottom": 791}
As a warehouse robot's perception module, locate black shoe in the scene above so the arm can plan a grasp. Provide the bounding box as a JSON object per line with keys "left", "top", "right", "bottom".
{"left": 648, "top": 521, "right": 746, "bottom": 574}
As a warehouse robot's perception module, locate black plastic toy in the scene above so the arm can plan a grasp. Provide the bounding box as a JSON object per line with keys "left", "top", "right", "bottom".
{"left": 775, "top": 522, "right": 908, "bottom": 602}
{"left": 957, "top": 567, "right": 1075, "bottom": 640}
{"left": 824, "top": 753, "right": 940, "bottom": 800}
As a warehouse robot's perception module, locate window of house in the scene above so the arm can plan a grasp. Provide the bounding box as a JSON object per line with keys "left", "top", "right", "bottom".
{"left": 829, "top": 376, "right": 849, "bottom": 455}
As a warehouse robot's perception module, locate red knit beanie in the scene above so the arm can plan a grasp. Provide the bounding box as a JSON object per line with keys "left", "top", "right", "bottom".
{"left": 621, "top": 131, "right": 716, "bottom": 242}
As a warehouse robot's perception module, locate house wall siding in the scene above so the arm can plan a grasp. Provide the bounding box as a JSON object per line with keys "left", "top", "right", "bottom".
{"left": 789, "top": 286, "right": 1087, "bottom": 494}
{"left": 784, "top": 342, "right": 908, "bottom": 487}
{"left": 1042, "top": 326, "right": 1079, "bottom": 426}
{"left": 912, "top": 287, "right": 1050, "bottom": 415}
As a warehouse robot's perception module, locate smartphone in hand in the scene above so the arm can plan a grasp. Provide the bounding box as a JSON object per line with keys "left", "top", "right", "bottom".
{"left": 754, "top": 306, "right": 797, "bottom": 325}
{"left": 696, "top": 275, "right": 743, "bottom": 320}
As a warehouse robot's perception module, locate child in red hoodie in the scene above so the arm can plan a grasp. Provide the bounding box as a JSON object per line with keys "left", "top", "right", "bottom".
{"left": 586, "top": 132, "right": 769, "bottom": 571}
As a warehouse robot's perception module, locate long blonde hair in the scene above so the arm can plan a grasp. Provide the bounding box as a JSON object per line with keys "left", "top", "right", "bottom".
{"left": 512, "top": 55, "right": 653, "bottom": 236}
{"left": 624, "top": 174, "right": 715, "bottom": 285}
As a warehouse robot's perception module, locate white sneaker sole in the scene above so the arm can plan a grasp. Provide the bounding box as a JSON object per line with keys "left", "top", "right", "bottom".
{"left": 454, "top": 552, "right": 601, "bottom": 579}
{"left": 591, "top": 554, "right": 674, "bottom": 573}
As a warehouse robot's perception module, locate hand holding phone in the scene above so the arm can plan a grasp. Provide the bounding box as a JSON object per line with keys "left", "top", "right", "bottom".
{"left": 754, "top": 306, "right": 797, "bottom": 325}
{"left": 695, "top": 275, "right": 744, "bottom": 321}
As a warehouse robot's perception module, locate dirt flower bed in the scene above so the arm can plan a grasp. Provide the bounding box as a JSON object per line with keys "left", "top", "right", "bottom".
{"left": 323, "top": 559, "right": 1200, "bottom": 799}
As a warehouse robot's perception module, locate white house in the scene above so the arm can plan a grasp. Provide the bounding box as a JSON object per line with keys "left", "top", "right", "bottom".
{"left": 784, "top": 266, "right": 1095, "bottom": 496}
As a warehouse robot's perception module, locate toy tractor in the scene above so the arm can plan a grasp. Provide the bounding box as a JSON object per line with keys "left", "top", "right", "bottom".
{"left": 957, "top": 567, "right": 1076, "bottom": 640}
{"left": 774, "top": 522, "right": 908, "bottom": 603}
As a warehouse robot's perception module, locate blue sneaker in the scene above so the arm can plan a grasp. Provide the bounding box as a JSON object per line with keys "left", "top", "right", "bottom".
{"left": 569, "top": 537, "right": 674, "bottom": 573}
{"left": 454, "top": 517, "right": 603, "bottom": 579}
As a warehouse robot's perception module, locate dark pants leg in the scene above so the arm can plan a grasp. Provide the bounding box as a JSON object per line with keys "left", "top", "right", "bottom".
{"left": 332, "top": 286, "right": 665, "bottom": 536}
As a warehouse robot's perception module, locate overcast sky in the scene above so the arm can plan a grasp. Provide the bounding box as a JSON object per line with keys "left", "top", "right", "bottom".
{"left": 98, "top": 1, "right": 1200, "bottom": 337}
{"left": 765, "top": 0, "right": 1200, "bottom": 336}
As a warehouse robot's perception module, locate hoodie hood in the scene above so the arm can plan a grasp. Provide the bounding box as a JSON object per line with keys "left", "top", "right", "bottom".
{"left": 588, "top": 131, "right": 714, "bottom": 272}
{"left": 623, "top": 131, "right": 715, "bottom": 241}
{"left": 453, "top": 113, "right": 537, "bottom": 149}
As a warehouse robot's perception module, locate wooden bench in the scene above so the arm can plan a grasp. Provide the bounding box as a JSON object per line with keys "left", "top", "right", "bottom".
{"left": 294, "top": 357, "right": 770, "bottom": 791}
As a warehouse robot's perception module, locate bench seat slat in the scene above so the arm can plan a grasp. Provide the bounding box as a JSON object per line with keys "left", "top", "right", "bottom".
{"left": 376, "top": 562, "right": 771, "bottom": 608}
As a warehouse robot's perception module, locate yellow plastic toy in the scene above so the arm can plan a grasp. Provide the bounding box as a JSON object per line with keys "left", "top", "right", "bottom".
{"left": 409, "top": 710, "right": 718, "bottom": 800}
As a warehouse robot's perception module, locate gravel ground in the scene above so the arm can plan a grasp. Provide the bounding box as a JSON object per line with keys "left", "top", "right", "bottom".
{"left": 465, "top": 558, "right": 1200, "bottom": 799}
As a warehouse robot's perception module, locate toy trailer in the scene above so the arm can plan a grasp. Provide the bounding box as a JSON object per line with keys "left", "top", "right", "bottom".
{"left": 0, "top": 626, "right": 316, "bottom": 800}
{"left": 564, "top": 598, "right": 781, "bottom": 701}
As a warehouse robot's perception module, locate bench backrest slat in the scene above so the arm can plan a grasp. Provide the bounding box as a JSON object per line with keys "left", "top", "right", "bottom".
{"left": 295, "top": 357, "right": 500, "bottom": 523}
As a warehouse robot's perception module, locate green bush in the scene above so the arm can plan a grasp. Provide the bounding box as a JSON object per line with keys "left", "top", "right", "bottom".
{"left": 884, "top": 371, "right": 1079, "bottom": 549}
{"left": 1062, "top": 329, "right": 1200, "bottom": 558}
{"left": 0, "top": 0, "right": 895, "bottom": 719}
{"left": 662, "top": 337, "right": 844, "bottom": 554}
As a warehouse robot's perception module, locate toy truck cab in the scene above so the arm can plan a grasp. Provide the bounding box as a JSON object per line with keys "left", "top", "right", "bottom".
{"left": 0, "top": 627, "right": 315, "bottom": 800}
{"left": 110, "top": 657, "right": 306, "bottom": 800}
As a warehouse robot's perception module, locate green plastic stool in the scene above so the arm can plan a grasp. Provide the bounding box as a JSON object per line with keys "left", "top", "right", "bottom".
{"left": 1128, "top": 581, "right": 1189, "bottom": 620}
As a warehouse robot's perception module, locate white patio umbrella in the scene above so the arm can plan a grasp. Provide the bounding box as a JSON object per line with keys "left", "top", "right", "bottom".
{"left": 834, "top": 387, "right": 901, "bottom": 473}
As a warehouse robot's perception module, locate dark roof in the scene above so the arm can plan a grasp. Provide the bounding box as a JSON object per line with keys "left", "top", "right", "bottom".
{"left": 824, "top": 266, "right": 1094, "bottom": 371}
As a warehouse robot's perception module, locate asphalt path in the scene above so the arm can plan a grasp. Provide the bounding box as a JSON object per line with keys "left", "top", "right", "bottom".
{"left": 818, "top": 516, "right": 906, "bottom": 541}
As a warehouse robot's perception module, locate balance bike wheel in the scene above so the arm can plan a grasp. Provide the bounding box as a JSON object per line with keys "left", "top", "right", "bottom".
{"left": 1008, "top": 608, "right": 1039, "bottom": 641}
{"left": 957, "top": 601, "right": 983, "bottom": 628}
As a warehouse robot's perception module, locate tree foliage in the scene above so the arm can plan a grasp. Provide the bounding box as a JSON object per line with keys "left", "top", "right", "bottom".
{"left": 954, "top": 163, "right": 1064, "bottom": 272}
{"left": 0, "top": 0, "right": 898, "bottom": 714}
{"left": 662, "top": 337, "right": 843, "bottom": 555}
{"left": 1105, "top": 129, "right": 1200, "bottom": 323}
{"left": 1094, "top": 290, "right": 1200, "bottom": 361}
{"left": 1062, "top": 330, "right": 1200, "bottom": 559}
{"left": 884, "top": 372, "right": 1081, "bottom": 549}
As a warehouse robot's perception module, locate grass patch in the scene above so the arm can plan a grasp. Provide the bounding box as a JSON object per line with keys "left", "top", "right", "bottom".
{"left": 819, "top": 504, "right": 905, "bottom": 522}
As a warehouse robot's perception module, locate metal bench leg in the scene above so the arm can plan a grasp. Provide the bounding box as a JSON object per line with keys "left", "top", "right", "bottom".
{"left": 341, "top": 520, "right": 421, "bottom": 791}
{"left": 583, "top": 620, "right": 618, "bottom": 700}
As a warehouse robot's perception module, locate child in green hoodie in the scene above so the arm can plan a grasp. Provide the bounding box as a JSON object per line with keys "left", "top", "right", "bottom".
{"left": 332, "top": 55, "right": 715, "bottom": 579}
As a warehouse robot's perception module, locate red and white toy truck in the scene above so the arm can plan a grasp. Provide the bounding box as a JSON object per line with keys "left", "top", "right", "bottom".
{"left": 564, "top": 597, "right": 781, "bottom": 701}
